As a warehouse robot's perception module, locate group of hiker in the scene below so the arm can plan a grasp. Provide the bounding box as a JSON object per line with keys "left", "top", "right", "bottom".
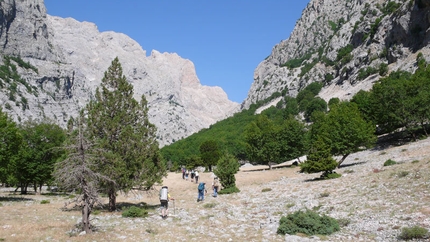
{"left": 159, "top": 169, "right": 221, "bottom": 218}
{"left": 181, "top": 168, "right": 199, "bottom": 183}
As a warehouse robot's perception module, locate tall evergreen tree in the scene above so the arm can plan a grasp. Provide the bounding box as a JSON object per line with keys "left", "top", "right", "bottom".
{"left": 213, "top": 153, "right": 240, "bottom": 191}
{"left": 86, "top": 57, "right": 166, "bottom": 211}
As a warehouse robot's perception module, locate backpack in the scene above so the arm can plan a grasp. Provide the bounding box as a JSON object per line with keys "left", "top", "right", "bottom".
{"left": 159, "top": 186, "right": 168, "bottom": 201}
{"left": 213, "top": 179, "right": 219, "bottom": 187}
{"left": 198, "top": 182, "right": 204, "bottom": 191}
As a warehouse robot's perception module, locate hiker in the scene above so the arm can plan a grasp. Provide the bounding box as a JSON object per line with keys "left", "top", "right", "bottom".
{"left": 182, "top": 167, "right": 185, "bottom": 180}
{"left": 195, "top": 170, "right": 199, "bottom": 184}
{"left": 212, "top": 177, "right": 220, "bottom": 197}
{"left": 185, "top": 170, "right": 189, "bottom": 181}
{"left": 190, "top": 170, "right": 195, "bottom": 182}
{"left": 159, "top": 186, "right": 174, "bottom": 219}
{"left": 197, "top": 182, "right": 207, "bottom": 202}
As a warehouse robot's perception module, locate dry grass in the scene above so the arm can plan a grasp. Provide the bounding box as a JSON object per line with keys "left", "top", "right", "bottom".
{"left": 0, "top": 169, "right": 292, "bottom": 242}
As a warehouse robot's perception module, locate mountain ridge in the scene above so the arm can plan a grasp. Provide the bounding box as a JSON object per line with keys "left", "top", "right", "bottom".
{"left": 0, "top": 0, "right": 239, "bottom": 147}
{"left": 243, "top": 0, "right": 430, "bottom": 109}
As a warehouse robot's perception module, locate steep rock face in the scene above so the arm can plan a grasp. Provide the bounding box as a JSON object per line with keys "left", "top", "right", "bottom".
{"left": 0, "top": 0, "right": 239, "bottom": 147}
{"left": 243, "top": 0, "right": 430, "bottom": 109}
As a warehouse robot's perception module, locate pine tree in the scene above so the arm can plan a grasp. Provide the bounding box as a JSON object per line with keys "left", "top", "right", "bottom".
{"left": 86, "top": 57, "right": 166, "bottom": 211}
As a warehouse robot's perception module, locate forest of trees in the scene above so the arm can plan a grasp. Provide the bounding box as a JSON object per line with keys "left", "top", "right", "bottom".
{"left": 161, "top": 54, "right": 430, "bottom": 176}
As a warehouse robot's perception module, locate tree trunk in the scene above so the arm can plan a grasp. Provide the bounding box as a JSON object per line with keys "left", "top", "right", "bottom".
{"left": 337, "top": 154, "right": 350, "bottom": 168}
{"left": 108, "top": 189, "right": 116, "bottom": 212}
{"left": 82, "top": 195, "right": 92, "bottom": 234}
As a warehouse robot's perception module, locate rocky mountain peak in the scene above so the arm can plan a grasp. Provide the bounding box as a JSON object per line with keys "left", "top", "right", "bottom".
{"left": 243, "top": 0, "right": 430, "bottom": 109}
{"left": 0, "top": 0, "right": 240, "bottom": 147}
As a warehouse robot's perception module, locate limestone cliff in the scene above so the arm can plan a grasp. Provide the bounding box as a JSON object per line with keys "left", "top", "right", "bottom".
{"left": 0, "top": 0, "right": 239, "bottom": 147}
{"left": 243, "top": 0, "right": 430, "bottom": 109}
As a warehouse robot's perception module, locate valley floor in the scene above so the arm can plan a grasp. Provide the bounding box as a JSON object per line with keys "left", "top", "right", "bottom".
{"left": 1, "top": 137, "right": 430, "bottom": 241}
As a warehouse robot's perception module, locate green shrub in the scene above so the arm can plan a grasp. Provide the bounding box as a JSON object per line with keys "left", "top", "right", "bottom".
{"left": 379, "top": 63, "right": 388, "bottom": 76}
{"left": 398, "top": 225, "right": 428, "bottom": 240}
{"left": 277, "top": 210, "right": 340, "bottom": 236}
{"left": 122, "top": 206, "right": 148, "bottom": 218}
{"left": 325, "top": 172, "right": 342, "bottom": 179}
{"left": 40, "top": 200, "right": 50, "bottom": 204}
{"left": 218, "top": 186, "right": 240, "bottom": 195}
{"left": 280, "top": 53, "right": 313, "bottom": 69}
{"left": 358, "top": 66, "right": 378, "bottom": 80}
{"left": 262, "top": 188, "right": 272, "bottom": 192}
{"left": 384, "top": 159, "right": 397, "bottom": 166}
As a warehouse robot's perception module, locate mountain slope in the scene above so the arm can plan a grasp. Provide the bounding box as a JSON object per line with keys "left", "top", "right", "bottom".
{"left": 0, "top": 0, "right": 239, "bottom": 147}
{"left": 243, "top": 0, "right": 430, "bottom": 109}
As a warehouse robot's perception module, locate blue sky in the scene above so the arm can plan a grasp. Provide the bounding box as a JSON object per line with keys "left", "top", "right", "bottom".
{"left": 44, "top": 1, "right": 309, "bottom": 103}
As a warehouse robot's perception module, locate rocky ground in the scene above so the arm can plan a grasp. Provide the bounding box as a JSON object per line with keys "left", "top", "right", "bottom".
{"left": 1, "top": 137, "right": 430, "bottom": 241}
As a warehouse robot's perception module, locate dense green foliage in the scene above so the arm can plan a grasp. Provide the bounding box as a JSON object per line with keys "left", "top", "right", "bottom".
{"left": 319, "top": 102, "right": 376, "bottom": 166}
{"left": 14, "top": 121, "right": 65, "bottom": 194}
{"left": 352, "top": 63, "right": 430, "bottom": 139}
{"left": 244, "top": 115, "right": 280, "bottom": 168}
{"left": 277, "top": 210, "right": 340, "bottom": 236}
{"left": 199, "top": 140, "right": 221, "bottom": 171}
{"left": 0, "top": 108, "right": 22, "bottom": 184}
{"left": 85, "top": 57, "right": 166, "bottom": 211}
{"left": 160, "top": 107, "right": 257, "bottom": 168}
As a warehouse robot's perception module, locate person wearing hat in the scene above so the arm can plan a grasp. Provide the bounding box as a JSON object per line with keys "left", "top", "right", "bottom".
{"left": 159, "top": 186, "right": 174, "bottom": 218}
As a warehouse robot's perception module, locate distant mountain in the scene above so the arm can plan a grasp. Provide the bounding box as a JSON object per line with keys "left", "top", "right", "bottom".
{"left": 243, "top": 0, "right": 430, "bottom": 109}
{"left": 0, "top": 0, "right": 240, "bottom": 147}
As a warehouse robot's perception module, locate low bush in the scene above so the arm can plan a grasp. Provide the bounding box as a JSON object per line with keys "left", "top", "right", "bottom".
{"left": 40, "top": 200, "right": 50, "bottom": 204}
{"left": 324, "top": 172, "right": 342, "bottom": 179}
{"left": 262, "top": 188, "right": 272, "bottom": 192}
{"left": 384, "top": 159, "right": 397, "bottom": 166}
{"left": 277, "top": 210, "right": 339, "bottom": 236}
{"left": 122, "top": 206, "right": 148, "bottom": 218}
{"left": 398, "top": 225, "right": 428, "bottom": 240}
{"left": 218, "top": 186, "right": 240, "bottom": 195}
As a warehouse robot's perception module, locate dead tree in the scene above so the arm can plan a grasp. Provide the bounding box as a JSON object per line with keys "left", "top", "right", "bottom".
{"left": 54, "top": 116, "right": 113, "bottom": 234}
